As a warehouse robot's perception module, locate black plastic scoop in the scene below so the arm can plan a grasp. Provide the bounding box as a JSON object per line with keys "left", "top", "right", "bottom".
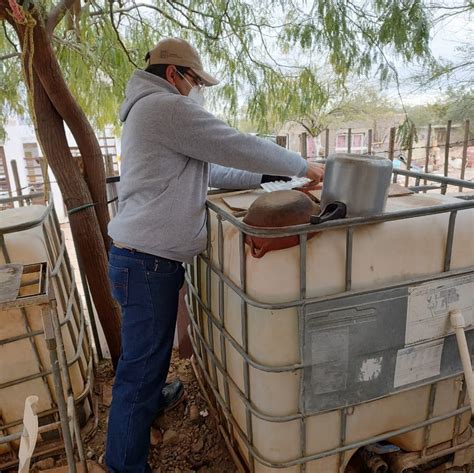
{"left": 310, "top": 201, "right": 347, "bottom": 224}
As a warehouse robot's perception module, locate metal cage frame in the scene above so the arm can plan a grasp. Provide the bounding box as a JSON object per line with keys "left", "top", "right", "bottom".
{"left": 186, "top": 169, "right": 474, "bottom": 472}
{"left": 0, "top": 195, "right": 94, "bottom": 470}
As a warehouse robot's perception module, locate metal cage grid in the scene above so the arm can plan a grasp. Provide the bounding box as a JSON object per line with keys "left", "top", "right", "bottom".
{"left": 0, "top": 195, "right": 94, "bottom": 469}
{"left": 185, "top": 169, "right": 474, "bottom": 472}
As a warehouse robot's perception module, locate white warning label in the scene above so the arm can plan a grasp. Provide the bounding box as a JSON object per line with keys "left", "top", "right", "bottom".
{"left": 406, "top": 275, "right": 474, "bottom": 345}
{"left": 394, "top": 339, "right": 444, "bottom": 388}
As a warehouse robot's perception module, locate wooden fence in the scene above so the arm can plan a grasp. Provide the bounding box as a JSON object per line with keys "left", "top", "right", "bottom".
{"left": 278, "top": 120, "right": 473, "bottom": 190}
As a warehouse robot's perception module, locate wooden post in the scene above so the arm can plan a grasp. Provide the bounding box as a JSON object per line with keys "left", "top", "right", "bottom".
{"left": 11, "top": 159, "right": 24, "bottom": 207}
{"left": 105, "top": 154, "right": 114, "bottom": 178}
{"left": 325, "top": 128, "right": 330, "bottom": 159}
{"left": 0, "top": 146, "right": 12, "bottom": 200}
{"left": 347, "top": 128, "right": 352, "bottom": 153}
{"left": 459, "top": 119, "right": 470, "bottom": 192}
{"left": 442, "top": 120, "right": 452, "bottom": 194}
{"left": 423, "top": 124, "right": 432, "bottom": 192}
{"left": 367, "top": 129, "right": 373, "bottom": 155}
{"left": 388, "top": 127, "right": 396, "bottom": 161}
{"left": 40, "top": 157, "right": 50, "bottom": 204}
{"left": 405, "top": 123, "right": 415, "bottom": 187}
{"left": 300, "top": 132, "right": 308, "bottom": 159}
{"left": 276, "top": 135, "right": 287, "bottom": 148}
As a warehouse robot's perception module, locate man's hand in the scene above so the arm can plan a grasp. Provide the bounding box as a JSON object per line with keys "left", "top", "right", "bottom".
{"left": 306, "top": 162, "right": 325, "bottom": 184}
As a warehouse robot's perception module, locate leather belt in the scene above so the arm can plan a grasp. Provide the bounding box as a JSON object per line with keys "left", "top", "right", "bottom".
{"left": 113, "top": 241, "right": 136, "bottom": 251}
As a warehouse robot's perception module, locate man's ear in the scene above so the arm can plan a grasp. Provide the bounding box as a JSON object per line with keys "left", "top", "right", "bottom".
{"left": 166, "top": 65, "right": 177, "bottom": 86}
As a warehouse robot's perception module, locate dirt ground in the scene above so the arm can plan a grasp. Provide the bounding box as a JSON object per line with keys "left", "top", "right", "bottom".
{"left": 86, "top": 355, "right": 236, "bottom": 473}
{"left": 25, "top": 351, "right": 237, "bottom": 473}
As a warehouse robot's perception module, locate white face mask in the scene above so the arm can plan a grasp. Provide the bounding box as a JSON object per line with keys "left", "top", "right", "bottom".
{"left": 177, "top": 70, "right": 206, "bottom": 107}
{"left": 188, "top": 86, "right": 205, "bottom": 107}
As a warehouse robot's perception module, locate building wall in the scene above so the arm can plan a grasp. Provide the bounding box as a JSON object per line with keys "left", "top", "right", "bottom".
{"left": 2, "top": 118, "right": 121, "bottom": 222}
{"left": 2, "top": 118, "right": 72, "bottom": 220}
{"left": 277, "top": 117, "right": 470, "bottom": 162}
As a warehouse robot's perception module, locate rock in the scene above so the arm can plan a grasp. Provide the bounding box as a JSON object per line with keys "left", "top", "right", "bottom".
{"left": 35, "top": 457, "right": 55, "bottom": 470}
{"left": 102, "top": 383, "right": 113, "bottom": 407}
{"left": 191, "top": 438, "right": 204, "bottom": 453}
{"left": 86, "top": 449, "right": 95, "bottom": 460}
{"left": 162, "top": 429, "right": 179, "bottom": 445}
{"left": 150, "top": 427, "right": 163, "bottom": 446}
{"left": 189, "top": 404, "right": 200, "bottom": 423}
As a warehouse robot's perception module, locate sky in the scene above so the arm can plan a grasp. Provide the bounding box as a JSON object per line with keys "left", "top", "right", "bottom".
{"left": 385, "top": 2, "right": 473, "bottom": 105}
{"left": 218, "top": 0, "right": 474, "bottom": 110}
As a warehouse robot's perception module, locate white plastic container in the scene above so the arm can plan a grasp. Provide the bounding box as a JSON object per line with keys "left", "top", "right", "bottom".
{"left": 189, "top": 191, "right": 474, "bottom": 472}
{"left": 0, "top": 204, "right": 92, "bottom": 457}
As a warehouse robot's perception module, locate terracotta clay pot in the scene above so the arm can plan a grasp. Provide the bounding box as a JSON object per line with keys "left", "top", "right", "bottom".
{"left": 243, "top": 190, "right": 320, "bottom": 258}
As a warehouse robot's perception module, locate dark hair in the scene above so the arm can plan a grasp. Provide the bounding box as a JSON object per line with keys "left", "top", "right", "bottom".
{"left": 144, "top": 62, "right": 189, "bottom": 80}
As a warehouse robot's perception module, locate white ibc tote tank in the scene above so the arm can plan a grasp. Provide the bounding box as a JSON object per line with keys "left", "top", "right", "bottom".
{"left": 0, "top": 201, "right": 93, "bottom": 460}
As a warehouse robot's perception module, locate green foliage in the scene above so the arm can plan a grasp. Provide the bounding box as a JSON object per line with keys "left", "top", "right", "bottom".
{"left": 406, "top": 87, "right": 474, "bottom": 127}
{"left": 396, "top": 116, "right": 418, "bottom": 150}
{"left": 411, "top": 3, "right": 473, "bottom": 90}
{"left": 400, "top": 86, "right": 473, "bottom": 150}
{"left": 0, "top": 23, "right": 27, "bottom": 140}
{"left": 406, "top": 102, "right": 445, "bottom": 127}
{"left": 248, "top": 76, "right": 399, "bottom": 137}
{"left": 247, "top": 67, "right": 331, "bottom": 135}
{"left": 443, "top": 87, "right": 474, "bottom": 123}
{"left": 1, "top": 0, "right": 436, "bottom": 138}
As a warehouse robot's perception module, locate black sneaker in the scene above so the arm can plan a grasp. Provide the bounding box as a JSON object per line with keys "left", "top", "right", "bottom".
{"left": 157, "top": 379, "right": 185, "bottom": 416}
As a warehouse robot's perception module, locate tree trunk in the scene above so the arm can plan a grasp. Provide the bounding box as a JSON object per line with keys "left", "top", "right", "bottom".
{"left": 31, "top": 66, "right": 122, "bottom": 367}
{"left": 3, "top": 10, "right": 122, "bottom": 367}
{"left": 28, "top": 14, "right": 110, "bottom": 250}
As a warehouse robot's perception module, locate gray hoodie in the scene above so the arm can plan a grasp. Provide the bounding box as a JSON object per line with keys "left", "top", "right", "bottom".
{"left": 108, "top": 70, "right": 308, "bottom": 263}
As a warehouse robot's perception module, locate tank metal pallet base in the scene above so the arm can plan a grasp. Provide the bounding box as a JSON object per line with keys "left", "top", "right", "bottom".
{"left": 385, "top": 427, "right": 474, "bottom": 473}
{"left": 191, "top": 353, "right": 474, "bottom": 473}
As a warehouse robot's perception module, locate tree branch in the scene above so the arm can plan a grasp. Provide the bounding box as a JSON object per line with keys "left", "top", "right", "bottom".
{"left": 87, "top": 1, "right": 294, "bottom": 36}
{"left": 222, "top": 9, "right": 273, "bottom": 72}
{"left": 164, "top": 0, "right": 220, "bottom": 40}
{"left": 0, "top": 52, "right": 21, "bottom": 61}
{"left": 165, "top": 0, "right": 216, "bottom": 20}
{"left": 294, "top": 119, "right": 316, "bottom": 137}
{"left": 108, "top": 0, "right": 138, "bottom": 68}
{"left": 341, "top": 9, "right": 410, "bottom": 118}
{"left": 47, "top": 0, "right": 77, "bottom": 34}
{"left": 432, "top": 6, "right": 472, "bottom": 23}
{"left": 3, "top": 21, "right": 19, "bottom": 52}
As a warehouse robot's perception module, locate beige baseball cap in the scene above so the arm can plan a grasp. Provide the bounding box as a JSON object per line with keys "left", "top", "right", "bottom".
{"left": 146, "top": 37, "right": 219, "bottom": 87}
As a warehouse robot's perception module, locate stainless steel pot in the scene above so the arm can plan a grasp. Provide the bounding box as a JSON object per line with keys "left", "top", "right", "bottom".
{"left": 319, "top": 153, "right": 393, "bottom": 217}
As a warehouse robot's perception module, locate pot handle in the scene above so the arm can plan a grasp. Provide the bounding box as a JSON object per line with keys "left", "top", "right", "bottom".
{"left": 310, "top": 201, "right": 347, "bottom": 224}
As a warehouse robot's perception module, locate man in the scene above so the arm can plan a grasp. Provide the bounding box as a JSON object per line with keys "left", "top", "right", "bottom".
{"left": 106, "top": 37, "right": 323, "bottom": 472}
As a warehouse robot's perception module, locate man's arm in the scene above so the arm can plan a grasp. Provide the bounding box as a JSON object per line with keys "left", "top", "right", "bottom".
{"left": 209, "top": 164, "right": 262, "bottom": 190}
{"left": 209, "top": 164, "right": 295, "bottom": 190}
{"left": 160, "top": 96, "right": 308, "bottom": 177}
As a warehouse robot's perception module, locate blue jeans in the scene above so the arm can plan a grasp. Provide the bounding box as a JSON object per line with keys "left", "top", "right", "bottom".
{"left": 105, "top": 245, "right": 185, "bottom": 473}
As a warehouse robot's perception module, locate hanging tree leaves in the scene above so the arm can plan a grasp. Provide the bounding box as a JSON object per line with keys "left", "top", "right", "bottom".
{"left": 0, "top": 0, "right": 447, "bottom": 364}
{"left": 1, "top": 0, "right": 436, "bottom": 136}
